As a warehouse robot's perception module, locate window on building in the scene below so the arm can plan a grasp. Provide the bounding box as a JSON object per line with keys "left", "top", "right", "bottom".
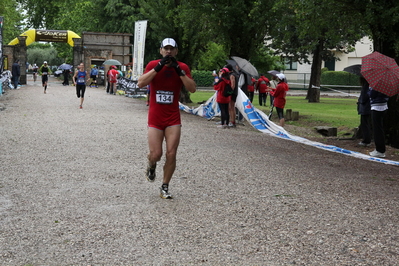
{"left": 284, "top": 58, "right": 297, "bottom": 70}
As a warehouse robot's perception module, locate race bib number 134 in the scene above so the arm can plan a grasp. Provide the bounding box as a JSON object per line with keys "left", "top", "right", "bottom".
{"left": 156, "top": 90, "right": 174, "bottom": 104}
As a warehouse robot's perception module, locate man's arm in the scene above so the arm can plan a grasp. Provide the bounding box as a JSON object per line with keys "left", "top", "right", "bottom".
{"left": 137, "top": 69, "right": 157, "bottom": 88}
{"left": 181, "top": 75, "right": 196, "bottom": 93}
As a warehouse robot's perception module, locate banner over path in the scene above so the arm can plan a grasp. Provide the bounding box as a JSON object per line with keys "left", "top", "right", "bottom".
{"left": 8, "top": 29, "right": 81, "bottom": 46}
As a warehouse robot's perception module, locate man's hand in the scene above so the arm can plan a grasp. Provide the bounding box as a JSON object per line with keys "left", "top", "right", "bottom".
{"left": 154, "top": 55, "right": 172, "bottom": 72}
{"left": 170, "top": 57, "right": 185, "bottom": 76}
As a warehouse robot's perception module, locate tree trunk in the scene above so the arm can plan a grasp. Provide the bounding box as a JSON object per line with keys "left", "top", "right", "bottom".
{"left": 306, "top": 40, "right": 323, "bottom": 103}
{"left": 179, "top": 86, "right": 192, "bottom": 104}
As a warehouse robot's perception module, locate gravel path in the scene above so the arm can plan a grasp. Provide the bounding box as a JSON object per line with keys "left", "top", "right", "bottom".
{"left": 1, "top": 77, "right": 398, "bottom": 265}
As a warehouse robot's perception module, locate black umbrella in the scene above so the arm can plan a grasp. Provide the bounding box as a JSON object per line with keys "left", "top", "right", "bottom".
{"left": 58, "top": 63, "right": 72, "bottom": 70}
{"left": 225, "top": 59, "right": 239, "bottom": 74}
{"left": 231, "top": 56, "right": 259, "bottom": 78}
{"left": 267, "top": 70, "right": 280, "bottom": 77}
{"left": 343, "top": 64, "right": 362, "bottom": 76}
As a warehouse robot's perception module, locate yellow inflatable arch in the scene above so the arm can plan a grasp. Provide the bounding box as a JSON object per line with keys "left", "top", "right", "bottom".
{"left": 8, "top": 29, "right": 81, "bottom": 46}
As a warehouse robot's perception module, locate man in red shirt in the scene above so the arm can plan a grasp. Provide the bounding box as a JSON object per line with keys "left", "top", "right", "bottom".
{"left": 256, "top": 74, "right": 270, "bottom": 106}
{"left": 137, "top": 38, "right": 196, "bottom": 199}
{"left": 107, "top": 65, "right": 119, "bottom": 95}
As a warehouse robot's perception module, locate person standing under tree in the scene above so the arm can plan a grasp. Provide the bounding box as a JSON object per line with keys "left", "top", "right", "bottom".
{"left": 137, "top": 38, "right": 196, "bottom": 199}
{"left": 73, "top": 63, "right": 90, "bottom": 109}
{"left": 39, "top": 61, "right": 52, "bottom": 93}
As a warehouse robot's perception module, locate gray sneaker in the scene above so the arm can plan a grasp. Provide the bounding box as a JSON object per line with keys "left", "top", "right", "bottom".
{"left": 160, "top": 187, "right": 173, "bottom": 199}
{"left": 146, "top": 164, "right": 156, "bottom": 182}
{"left": 369, "top": 150, "right": 386, "bottom": 158}
{"left": 358, "top": 142, "right": 371, "bottom": 147}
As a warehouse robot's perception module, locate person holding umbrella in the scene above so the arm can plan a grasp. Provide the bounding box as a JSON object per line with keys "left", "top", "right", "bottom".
{"left": 224, "top": 64, "right": 237, "bottom": 127}
{"left": 62, "top": 64, "right": 71, "bottom": 86}
{"left": 360, "top": 51, "right": 399, "bottom": 157}
{"left": 107, "top": 65, "right": 119, "bottom": 95}
{"left": 368, "top": 88, "right": 389, "bottom": 158}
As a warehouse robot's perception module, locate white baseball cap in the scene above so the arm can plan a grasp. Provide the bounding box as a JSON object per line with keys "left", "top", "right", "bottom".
{"left": 276, "top": 73, "right": 286, "bottom": 81}
{"left": 160, "top": 38, "right": 178, "bottom": 48}
{"left": 44, "top": 61, "right": 48, "bottom": 64}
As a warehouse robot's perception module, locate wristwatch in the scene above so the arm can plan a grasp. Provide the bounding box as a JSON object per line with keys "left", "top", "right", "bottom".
{"left": 180, "top": 70, "right": 186, "bottom": 76}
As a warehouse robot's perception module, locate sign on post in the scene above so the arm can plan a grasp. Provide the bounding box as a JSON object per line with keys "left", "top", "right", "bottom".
{"left": 132, "top": 20, "right": 148, "bottom": 81}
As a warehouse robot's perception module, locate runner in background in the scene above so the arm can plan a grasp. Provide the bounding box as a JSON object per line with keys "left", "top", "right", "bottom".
{"left": 39, "top": 61, "right": 52, "bottom": 93}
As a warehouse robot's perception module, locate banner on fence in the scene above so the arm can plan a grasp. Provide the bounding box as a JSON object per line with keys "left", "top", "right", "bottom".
{"left": 118, "top": 77, "right": 138, "bottom": 89}
{"left": 132, "top": 20, "right": 148, "bottom": 81}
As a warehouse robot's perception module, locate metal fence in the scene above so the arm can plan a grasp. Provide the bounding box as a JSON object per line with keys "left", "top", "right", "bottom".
{"left": 285, "top": 72, "right": 361, "bottom": 93}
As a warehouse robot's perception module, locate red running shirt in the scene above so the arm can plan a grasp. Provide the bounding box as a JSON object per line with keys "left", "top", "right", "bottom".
{"left": 144, "top": 60, "right": 192, "bottom": 130}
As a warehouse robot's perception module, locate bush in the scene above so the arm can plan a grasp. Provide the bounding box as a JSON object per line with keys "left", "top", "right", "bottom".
{"left": 321, "top": 71, "right": 360, "bottom": 88}
{"left": 192, "top": 70, "right": 214, "bottom": 87}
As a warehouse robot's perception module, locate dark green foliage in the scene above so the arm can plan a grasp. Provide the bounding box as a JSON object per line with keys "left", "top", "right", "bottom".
{"left": 321, "top": 71, "right": 360, "bottom": 87}
{"left": 191, "top": 70, "right": 214, "bottom": 87}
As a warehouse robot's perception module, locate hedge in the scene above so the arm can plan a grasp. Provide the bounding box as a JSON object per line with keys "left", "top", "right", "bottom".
{"left": 192, "top": 70, "right": 214, "bottom": 87}
{"left": 192, "top": 70, "right": 362, "bottom": 89}
{"left": 321, "top": 71, "right": 360, "bottom": 88}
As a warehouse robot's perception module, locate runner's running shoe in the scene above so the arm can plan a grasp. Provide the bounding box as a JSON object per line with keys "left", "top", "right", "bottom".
{"left": 146, "top": 164, "right": 156, "bottom": 182}
{"left": 160, "top": 187, "right": 173, "bottom": 199}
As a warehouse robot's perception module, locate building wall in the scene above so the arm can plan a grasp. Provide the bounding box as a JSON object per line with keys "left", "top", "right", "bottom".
{"left": 334, "top": 36, "right": 373, "bottom": 71}
{"left": 285, "top": 36, "right": 373, "bottom": 72}
{"left": 73, "top": 32, "right": 132, "bottom": 69}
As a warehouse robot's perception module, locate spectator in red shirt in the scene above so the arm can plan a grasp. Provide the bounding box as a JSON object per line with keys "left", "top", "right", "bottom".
{"left": 256, "top": 74, "right": 270, "bottom": 106}
{"left": 268, "top": 73, "right": 289, "bottom": 127}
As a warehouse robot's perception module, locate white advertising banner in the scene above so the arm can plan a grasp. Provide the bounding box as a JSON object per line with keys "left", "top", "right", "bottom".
{"left": 179, "top": 89, "right": 399, "bottom": 166}
{"left": 132, "top": 20, "right": 148, "bottom": 80}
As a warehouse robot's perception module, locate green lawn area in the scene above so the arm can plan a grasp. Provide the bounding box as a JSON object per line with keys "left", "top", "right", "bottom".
{"left": 188, "top": 91, "right": 359, "bottom": 135}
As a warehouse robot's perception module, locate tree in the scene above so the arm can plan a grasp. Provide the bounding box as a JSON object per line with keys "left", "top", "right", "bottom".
{"left": 1, "top": 0, "right": 25, "bottom": 44}
{"left": 17, "top": 0, "right": 61, "bottom": 29}
{"left": 267, "top": 0, "right": 366, "bottom": 102}
{"left": 196, "top": 42, "right": 229, "bottom": 71}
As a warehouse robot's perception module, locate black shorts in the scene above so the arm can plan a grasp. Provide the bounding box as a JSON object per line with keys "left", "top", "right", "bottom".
{"left": 42, "top": 75, "right": 48, "bottom": 85}
{"left": 76, "top": 84, "right": 86, "bottom": 98}
{"left": 90, "top": 75, "right": 97, "bottom": 80}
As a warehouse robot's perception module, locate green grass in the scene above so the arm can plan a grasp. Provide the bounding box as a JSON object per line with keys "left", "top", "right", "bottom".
{"left": 189, "top": 91, "right": 359, "bottom": 134}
